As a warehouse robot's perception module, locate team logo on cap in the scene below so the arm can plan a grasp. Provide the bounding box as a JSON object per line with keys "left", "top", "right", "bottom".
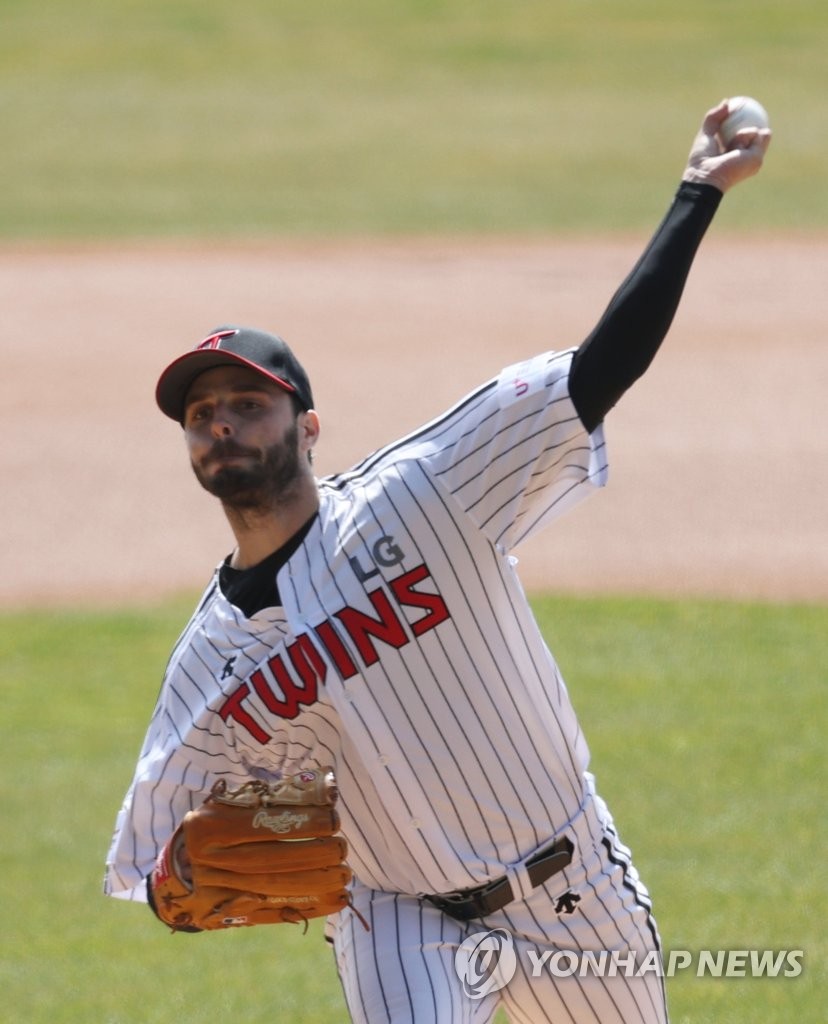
{"left": 196, "top": 329, "right": 237, "bottom": 351}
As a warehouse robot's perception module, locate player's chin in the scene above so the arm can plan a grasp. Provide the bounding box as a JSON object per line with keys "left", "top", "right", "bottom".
{"left": 192, "top": 463, "right": 264, "bottom": 503}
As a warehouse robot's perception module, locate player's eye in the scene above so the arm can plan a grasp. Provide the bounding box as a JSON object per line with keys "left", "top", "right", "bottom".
{"left": 235, "top": 398, "right": 263, "bottom": 413}
{"left": 186, "top": 404, "right": 211, "bottom": 424}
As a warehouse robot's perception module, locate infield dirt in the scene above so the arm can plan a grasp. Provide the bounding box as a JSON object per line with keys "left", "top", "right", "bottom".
{"left": 3, "top": 235, "right": 825, "bottom": 608}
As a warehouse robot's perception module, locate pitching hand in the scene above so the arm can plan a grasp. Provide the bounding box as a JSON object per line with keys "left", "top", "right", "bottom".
{"left": 681, "top": 100, "right": 771, "bottom": 193}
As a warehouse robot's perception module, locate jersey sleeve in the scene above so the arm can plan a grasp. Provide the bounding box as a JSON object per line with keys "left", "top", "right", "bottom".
{"left": 104, "top": 627, "right": 244, "bottom": 901}
{"left": 416, "top": 349, "right": 607, "bottom": 551}
{"left": 104, "top": 706, "right": 212, "bottom": 901}
{"left": 104, "top": 738, "right": 207, "bottom": 901}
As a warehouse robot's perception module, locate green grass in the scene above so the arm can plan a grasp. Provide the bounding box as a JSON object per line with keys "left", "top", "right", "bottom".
{"left": 1, "top": 594, "right": 824, "bottom": 1023}
{"left": 1, "top": 0, "right": 826, "bottom": 237}
{"left": 535, "top": 595, "right": 826, "bottom": 1024}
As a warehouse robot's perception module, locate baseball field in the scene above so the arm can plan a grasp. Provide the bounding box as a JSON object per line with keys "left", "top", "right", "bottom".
{"left": 2, "top": 3, "right": 826, "bottom": 1022}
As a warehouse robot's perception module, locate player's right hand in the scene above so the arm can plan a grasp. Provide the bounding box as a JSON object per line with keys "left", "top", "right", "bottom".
{"left": 681, "top": 100, "right": 771, "bottom": 193}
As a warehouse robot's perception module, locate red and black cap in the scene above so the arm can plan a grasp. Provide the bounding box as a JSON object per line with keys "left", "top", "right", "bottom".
{"left": 155, "top": 326, "right": 314, "bottom": 423}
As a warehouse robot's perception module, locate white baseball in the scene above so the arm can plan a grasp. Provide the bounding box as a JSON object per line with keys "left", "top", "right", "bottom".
{"left": 719, "top": 96, "right": 770, "bottom": 146}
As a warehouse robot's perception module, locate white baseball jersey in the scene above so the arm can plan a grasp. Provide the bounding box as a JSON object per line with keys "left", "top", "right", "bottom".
{"left": 105, "top": 348, "right": 608, "bottom": 902}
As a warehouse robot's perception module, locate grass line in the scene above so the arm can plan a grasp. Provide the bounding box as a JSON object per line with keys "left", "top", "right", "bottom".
{"left": 1, "top": 593, "right": 824, "bottom": 1022}
{"left": 1, "top": 1, "right": 827, "bottom": 236}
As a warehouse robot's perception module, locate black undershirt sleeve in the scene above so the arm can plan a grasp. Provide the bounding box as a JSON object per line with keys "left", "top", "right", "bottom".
{"left": 569, "top": 181, "right": 723, "bottom": 434}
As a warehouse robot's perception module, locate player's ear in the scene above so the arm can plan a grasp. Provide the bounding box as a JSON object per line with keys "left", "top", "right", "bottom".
{"left": 299, "top": 409, "right": 320, "bottom": 457}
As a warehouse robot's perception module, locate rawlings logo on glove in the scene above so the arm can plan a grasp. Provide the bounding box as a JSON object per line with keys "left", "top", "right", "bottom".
{"left": 252, "top": 809, "right": 313, "bottom": 833}
{"left": 149, "top": 768, "right": 363, "bottom": 932}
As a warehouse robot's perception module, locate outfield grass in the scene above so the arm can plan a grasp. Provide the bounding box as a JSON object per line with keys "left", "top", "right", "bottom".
{"left": 2, "top": 5, "right": 824, "bottom": 1019}
{"left": 1, "top": 0, "right": 827, "bottom": 237}
{"left": 1, "top": 594, "right": 824, "bottom": 1023}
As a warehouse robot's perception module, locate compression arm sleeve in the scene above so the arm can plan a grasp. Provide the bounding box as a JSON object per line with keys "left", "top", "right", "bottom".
{"left": 569, "top": 181, "right": 723, "bottom": 434}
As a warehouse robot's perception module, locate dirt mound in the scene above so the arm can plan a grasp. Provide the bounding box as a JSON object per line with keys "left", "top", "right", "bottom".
{"left": 3, "top": 234, "right": 825, "bottom": 608}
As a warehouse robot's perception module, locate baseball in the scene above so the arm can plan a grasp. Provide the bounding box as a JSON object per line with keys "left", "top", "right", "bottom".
{"left": 719, "top": 96, "right": 770, "bottom": 146}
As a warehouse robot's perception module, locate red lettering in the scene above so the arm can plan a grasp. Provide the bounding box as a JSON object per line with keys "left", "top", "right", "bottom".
{"left": 336, "top": 589, "right": 409, "bottom": 666}
{"left": 288, "top": 633, "right": 328, "bottom": 690}
{"left": 251, "top": 663, "right": 301, "bottom": 720}
{"left": 218, "top": 683, "right": 271, "bottom": 744}
{"left": 391, "top": 564, "right": 451, "bottom": 636}
{"left": 314, "top": 620, "right": 359, "bottom": 679}
{"left": 196, "top": 329, "right": 236, "bottom": 351}
{"left": 216, "top": 568, "right": 450, "bottom": 746}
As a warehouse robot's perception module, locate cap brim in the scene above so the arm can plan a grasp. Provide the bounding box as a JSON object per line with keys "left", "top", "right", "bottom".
{"left": 156, "top": 350, "right": 298, "bottom": 422}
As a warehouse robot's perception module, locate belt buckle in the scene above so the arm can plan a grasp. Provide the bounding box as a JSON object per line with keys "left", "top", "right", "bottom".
{"left": 426, "top": 836, "right": 574, "bottom": 922}
{"left": 426, "top": 879, "right": 499, "bottom": 921}
{"left": 439, "top": 888, "right": 483, "bottom": 908}
{"left": 442, "top": 878, "right": 510, "bottom": 921}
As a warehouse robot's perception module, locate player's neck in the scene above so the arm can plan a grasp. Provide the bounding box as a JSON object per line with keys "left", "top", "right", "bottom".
{"left": 223, "top": 480, "right": 320, "bottom": 570}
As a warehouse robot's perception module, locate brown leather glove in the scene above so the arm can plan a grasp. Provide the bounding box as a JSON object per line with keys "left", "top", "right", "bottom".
{"left": 149, "top": 768, "right": 352, "bottom": 931}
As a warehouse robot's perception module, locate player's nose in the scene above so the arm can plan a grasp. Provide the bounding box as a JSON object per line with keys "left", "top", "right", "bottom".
{"left": 210, "top": 406, "right": 234, "bottom": 438}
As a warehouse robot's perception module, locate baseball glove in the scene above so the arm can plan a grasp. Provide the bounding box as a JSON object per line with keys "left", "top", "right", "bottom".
{"left": 149, "top": 768, "right": 354, "bottom": 932}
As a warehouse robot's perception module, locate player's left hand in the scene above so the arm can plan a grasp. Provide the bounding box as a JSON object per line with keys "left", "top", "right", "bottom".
{"left": 682, "top": 100, "right": 771, "bottom": 193}
{"left": 149, "top": 768, "right": 355, "bottom": 932}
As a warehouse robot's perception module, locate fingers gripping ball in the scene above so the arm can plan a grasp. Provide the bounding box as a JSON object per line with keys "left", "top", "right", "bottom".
{"left": 719, "top": 96, "right": 770, "bottom": 147}
{"left": 149, "top": 769, "right": 354, "bottom": 931}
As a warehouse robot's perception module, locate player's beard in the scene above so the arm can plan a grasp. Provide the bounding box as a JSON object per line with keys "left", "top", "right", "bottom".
{"left": 192, "top": 422, "right": 303, "bottom": 513}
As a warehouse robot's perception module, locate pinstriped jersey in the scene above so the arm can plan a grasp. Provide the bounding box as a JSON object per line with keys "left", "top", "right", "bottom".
{"left": 105, "top": 349, "right": 608, "bottom": 900}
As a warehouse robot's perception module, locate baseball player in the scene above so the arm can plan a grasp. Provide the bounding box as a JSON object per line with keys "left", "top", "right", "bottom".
{"left": 106, "top": 102, "right": 769, "bottom": 1023}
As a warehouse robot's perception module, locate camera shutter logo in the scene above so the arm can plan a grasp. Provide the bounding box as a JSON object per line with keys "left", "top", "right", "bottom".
{"left": 454, "top": 928, "right": 518, "bottom": 999}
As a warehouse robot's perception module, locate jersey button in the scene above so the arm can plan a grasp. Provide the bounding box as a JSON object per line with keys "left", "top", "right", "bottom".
{"left": 410, "top": 818, "right": 422, "bottom": 829}
{"left": 378, "top": 754, "right": 390, "bottom": 766}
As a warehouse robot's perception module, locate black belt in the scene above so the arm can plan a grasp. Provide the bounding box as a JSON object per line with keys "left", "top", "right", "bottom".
{"left": 424, "top": 836, "right": 574, "bottom": 922}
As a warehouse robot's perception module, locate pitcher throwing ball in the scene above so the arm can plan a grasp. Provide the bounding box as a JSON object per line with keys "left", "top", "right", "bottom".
{"left": 106, "top": 101, "right": 769, "bottom": 1023}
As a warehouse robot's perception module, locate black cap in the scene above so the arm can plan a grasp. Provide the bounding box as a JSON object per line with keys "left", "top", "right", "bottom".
{"left": 155, "top": 326, "right": 314, "bottom": 422}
